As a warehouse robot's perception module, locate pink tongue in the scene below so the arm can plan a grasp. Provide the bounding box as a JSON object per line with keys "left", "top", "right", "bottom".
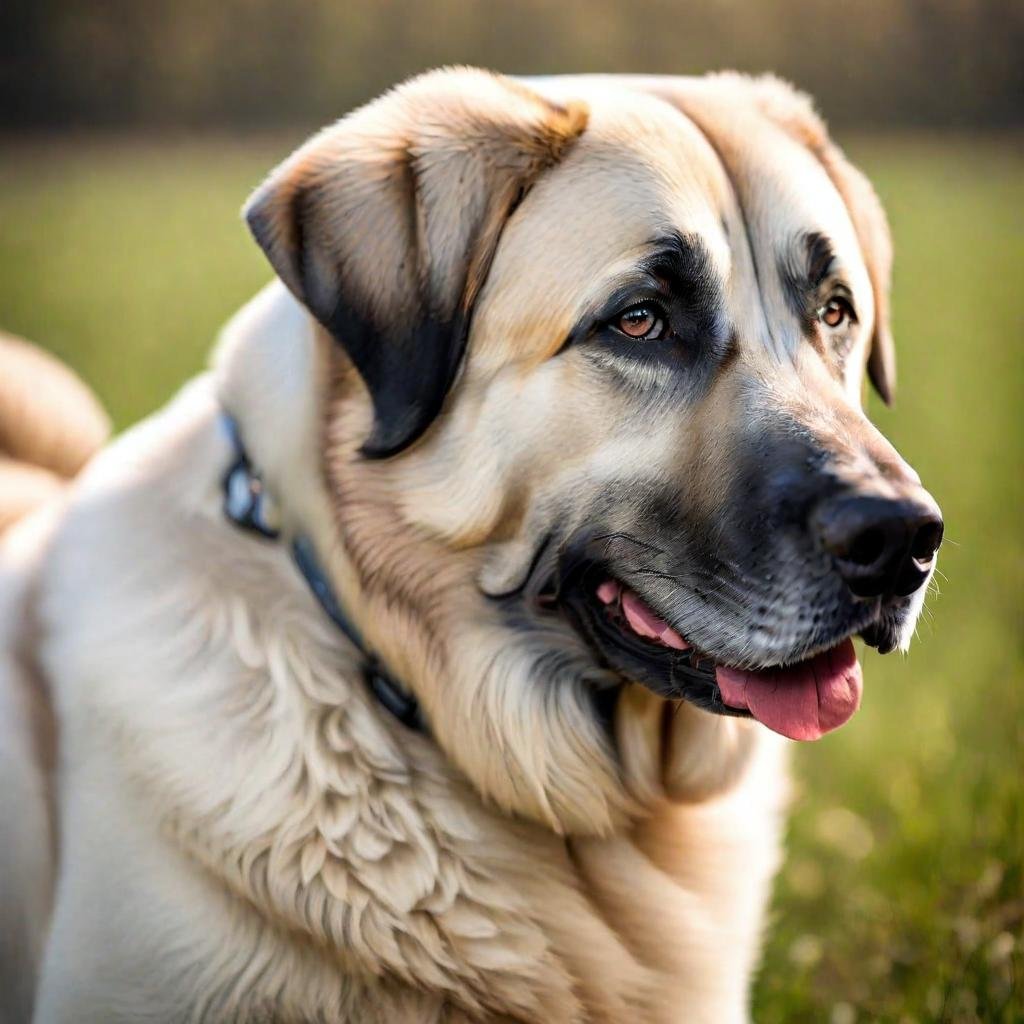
{"left": 619, "top": 590, "right": 690, "bottom": 650}
{"left": 715, "top": 639, "right": 862, "bottom": 742}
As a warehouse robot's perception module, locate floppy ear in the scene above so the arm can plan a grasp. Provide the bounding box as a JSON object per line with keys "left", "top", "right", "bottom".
{"left": 743, "top": 76, "right": 896, "bottom": 404}
{"left": 815, "top": 145, "right": 896, "bottom": 404}
{"left": 243, "top": 68, "right": 588, "bottom": 456}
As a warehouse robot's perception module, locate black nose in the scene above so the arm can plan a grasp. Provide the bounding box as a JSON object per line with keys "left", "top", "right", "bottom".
{"left": 816, "top": 494, "right": 944, "bottom": 599}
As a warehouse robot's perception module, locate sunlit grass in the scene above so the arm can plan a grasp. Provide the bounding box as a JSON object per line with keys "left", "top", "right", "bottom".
{"left": 0, "top": 133, "right": 1020, "bottom": 1020}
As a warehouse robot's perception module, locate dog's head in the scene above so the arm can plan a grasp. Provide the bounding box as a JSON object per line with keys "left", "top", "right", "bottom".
{"left": 245, "top": 68, "right": 942, "bottom": 832}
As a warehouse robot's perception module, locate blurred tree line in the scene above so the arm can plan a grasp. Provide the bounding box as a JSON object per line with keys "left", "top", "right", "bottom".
{"left": 2, "top": 0, "right": 1022, "bottom": 131}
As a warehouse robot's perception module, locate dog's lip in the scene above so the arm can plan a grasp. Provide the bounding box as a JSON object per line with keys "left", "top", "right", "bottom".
{"left": 590, "top": 575, "right": 859, "bottom": 671}
{"left": 596, "top": 579, "right": 692, "bottom": 650}
{"left": 858, "top": 616, "right": 900, "bottom": 654}
{"left": 582, "top": 575, "right": 864, "bottom": 741}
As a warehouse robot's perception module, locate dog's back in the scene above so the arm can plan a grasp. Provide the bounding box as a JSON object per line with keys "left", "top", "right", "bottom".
{"left": 0, "top": 334, "right": 108, "bottom": 1023}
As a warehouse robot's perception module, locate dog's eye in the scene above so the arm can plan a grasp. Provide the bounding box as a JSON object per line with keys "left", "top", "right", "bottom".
{"left": 614, "top": 303, "right": 667, "bottom": 341}
{"left": 818, "top": 297, "right": 856, "bottom": 329}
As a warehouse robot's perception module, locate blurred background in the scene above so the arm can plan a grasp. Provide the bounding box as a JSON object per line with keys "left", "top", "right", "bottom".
{"left": 1, "top": 1, "right": 1021, "bottom": 1019}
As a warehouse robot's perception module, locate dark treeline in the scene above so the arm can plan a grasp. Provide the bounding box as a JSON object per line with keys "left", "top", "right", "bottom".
{"left": 2, "top": 0, "right": 1022, "bottom": 131}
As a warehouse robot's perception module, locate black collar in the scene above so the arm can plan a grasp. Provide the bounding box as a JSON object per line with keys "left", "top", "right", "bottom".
{"left": 220, "top": 413, "right": 426, "bottom": 734}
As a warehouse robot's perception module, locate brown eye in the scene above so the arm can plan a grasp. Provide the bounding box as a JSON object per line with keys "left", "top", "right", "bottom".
{"left": 818, "top": 297, "right": 854, "bottom": 329}
{"left": 616, "top": 304, "right": 666, "bottom": 340}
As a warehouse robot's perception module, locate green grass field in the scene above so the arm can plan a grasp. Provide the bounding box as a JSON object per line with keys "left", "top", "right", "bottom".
{"left": 1, "top": 134, "right": 1021, "bottom": 1021}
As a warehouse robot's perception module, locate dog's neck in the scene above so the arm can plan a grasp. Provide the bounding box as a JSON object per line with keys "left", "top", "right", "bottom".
{"left": 212, "top": 282, "right": 377, "bottom": 652}
{"left": 213, "top": 281, "right": 433, "bottom": 733}
{"left": 198, "top": 281, "right": 774, "bottom": 1020}
{"left": 213, "top": 281, "right": 336, "bottom": 544}
{"left": 219, "top": 404, "right": 427, "bottom": 733}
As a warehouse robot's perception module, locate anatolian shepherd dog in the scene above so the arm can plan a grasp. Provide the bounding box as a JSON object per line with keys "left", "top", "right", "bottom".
{"left": 0, "top": 69, "right": 943, "bottom": 1023}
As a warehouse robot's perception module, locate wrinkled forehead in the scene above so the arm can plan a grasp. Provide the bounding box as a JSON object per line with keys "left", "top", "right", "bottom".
{"left": 472, "top": 88, "right": 733, "bottom": 360}
{"left": 689, "top": 99, "right": 873, "bottom": 365}
{"left": 474, "top": 81, "right": 872, "bottom": 374}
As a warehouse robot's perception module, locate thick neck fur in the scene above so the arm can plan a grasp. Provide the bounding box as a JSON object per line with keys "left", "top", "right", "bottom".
{"left": 195, "top": 283, "right": 782, "bottom": 1022}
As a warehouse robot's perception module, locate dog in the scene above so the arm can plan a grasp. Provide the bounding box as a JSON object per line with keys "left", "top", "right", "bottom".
{"left": 0, "top": 69, "right": 942, "bottom": 1022}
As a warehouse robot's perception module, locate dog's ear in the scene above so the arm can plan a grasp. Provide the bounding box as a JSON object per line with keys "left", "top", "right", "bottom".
{"left": 815, "top": 145, "right": 896, "bottom": 405}
{"left": 743, "top": 77, "right": 896, "bottom": 404}
{"left": 244, "top": 68, "right": 588, "bottom": 456}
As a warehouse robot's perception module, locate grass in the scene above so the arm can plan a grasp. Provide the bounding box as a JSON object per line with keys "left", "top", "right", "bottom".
{"left": 1, "top": 133, "right": 1021, "bottom": 1021}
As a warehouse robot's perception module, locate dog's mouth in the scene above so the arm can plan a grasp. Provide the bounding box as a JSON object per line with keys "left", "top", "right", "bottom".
{"left": 545, "top": 568, "right": 863, "bottom": 742}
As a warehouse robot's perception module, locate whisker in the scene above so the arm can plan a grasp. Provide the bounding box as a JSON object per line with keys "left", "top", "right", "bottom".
{"left": 592, "top": 532, "right": 665, "bottom": 556}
